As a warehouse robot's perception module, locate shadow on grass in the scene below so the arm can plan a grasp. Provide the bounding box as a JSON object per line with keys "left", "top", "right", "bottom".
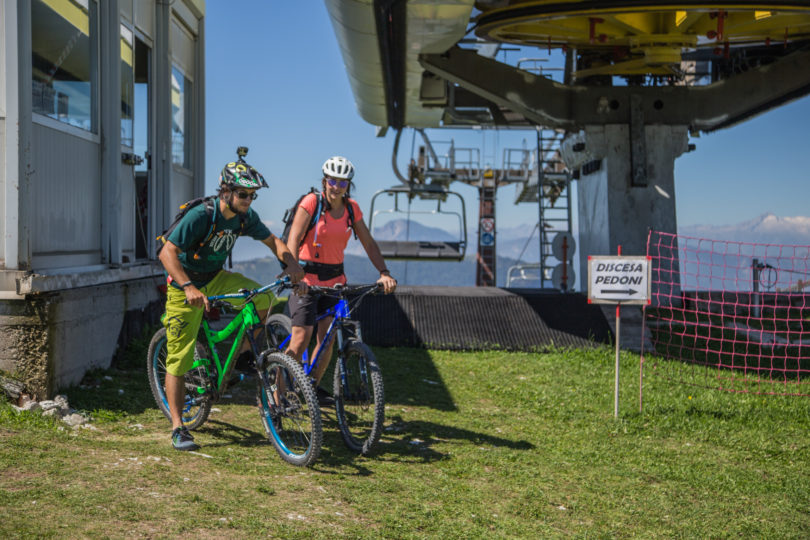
{"left": 314, "top": 411, "right": 536, "bottom": 473}
{"left": 197, "top": 418, "right": 267, "bottom": 448}
{"left": 64, "top": 368, "right": 157, "bottom": 417}
{"left": 375, "top": 347, "right": 457, "bottom": 412}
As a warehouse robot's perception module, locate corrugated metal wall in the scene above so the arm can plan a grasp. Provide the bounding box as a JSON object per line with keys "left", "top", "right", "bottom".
{"left": 0, "top": 118, "right": 5, "bottom": 265}
{"left": 31, "top": 123, "right": 101, "bottom": 268}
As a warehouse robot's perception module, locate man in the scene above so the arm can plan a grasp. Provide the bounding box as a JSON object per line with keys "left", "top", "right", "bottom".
{"left": 158, "top": 149, "right": 304, "bottom": 451}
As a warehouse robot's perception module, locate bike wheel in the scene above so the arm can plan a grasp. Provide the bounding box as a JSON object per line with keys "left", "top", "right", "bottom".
{"left": 333, "top": 340, "right": 385, "bottom": 455}
{"left": 147, "top": 327, "right": 212, "bottom": 431}
{"left": 265, "top": 313, "right": 292, "bottom": 351}
{"left": 256, "top": 351, "right": 322, "bottom": 467}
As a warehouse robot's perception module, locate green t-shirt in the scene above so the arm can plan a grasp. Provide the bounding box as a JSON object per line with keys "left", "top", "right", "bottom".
{"left": 167, "top": 198, "right": 271, "bottom": 286}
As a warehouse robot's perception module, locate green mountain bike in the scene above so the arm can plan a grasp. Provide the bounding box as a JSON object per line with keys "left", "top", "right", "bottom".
{"left": 147, "top": 277, "right": 322, "bottom": 467}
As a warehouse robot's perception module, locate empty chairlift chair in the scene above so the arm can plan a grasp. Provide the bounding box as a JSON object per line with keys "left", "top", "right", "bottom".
{"left": 368, "top": 184, "right": 467, "bottom": 261}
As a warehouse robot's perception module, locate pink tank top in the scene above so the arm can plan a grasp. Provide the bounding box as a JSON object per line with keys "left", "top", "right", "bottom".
{"left": 297, "top": 193, "right": 363, "bottom": 286}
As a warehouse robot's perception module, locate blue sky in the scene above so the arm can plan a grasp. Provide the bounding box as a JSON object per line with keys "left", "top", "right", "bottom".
{"left": 205, "top": 1, "right": 810, "bottom": 246}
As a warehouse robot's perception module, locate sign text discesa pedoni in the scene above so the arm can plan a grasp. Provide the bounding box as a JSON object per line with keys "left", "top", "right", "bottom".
{"left": 587, "top": 255, "right": 651, "bottom": 305}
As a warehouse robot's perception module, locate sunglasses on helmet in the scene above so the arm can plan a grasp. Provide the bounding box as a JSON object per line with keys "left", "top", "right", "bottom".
{"left": 326, "top": 177, "right": 350, "bottom": 189}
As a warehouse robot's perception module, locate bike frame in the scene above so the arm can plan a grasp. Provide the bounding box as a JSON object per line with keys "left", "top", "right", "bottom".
{"left": 191, "top": 279, "right": 286, "bottom": 395}
{"left": 277, "top": 298, "right": 357, "bottom": 380}
{"left": 276, "top": 286, "right": 375, "bottom": 381}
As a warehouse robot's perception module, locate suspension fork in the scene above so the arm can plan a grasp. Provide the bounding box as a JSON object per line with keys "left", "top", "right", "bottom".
{"left": 334, "top": 323, "right": 349, "bottom": 391}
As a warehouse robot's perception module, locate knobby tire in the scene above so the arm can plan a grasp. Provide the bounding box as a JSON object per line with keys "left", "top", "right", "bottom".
{"left": 256, "top": 351, "right": 322, "bottom": 467}
{"left": 146, "top": 327, "right": 212, "bottom": 431}
{"left": 334, "top": 340, "right": 385, "bottom": 455}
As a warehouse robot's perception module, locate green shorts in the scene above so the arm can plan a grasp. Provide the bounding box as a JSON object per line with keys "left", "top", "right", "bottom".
{"left": 163, "top": 270, "right": 272, "bottom": 377}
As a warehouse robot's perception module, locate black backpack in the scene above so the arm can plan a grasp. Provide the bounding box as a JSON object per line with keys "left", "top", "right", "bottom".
{"left": 156, "top": 196, "right": 246, "bottom": 263}
{"left": 280, "top": 189, "right": 356, "bottom": 244}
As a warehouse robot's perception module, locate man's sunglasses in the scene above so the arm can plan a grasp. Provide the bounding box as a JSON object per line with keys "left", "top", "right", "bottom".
{"left": 234, "top": 190, "right": 258, "bottom": 201}
{"left": 326, "top": 177, "right": 350, "bottom": 189}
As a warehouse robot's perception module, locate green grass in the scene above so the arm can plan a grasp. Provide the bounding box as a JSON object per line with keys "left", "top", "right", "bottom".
{"left": 1, "top": 344, "right": 809, "bottom": 538}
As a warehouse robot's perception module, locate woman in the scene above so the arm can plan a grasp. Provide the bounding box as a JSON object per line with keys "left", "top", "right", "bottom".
{"left": 286, "top": 156, "right": 397, "bottom": 405}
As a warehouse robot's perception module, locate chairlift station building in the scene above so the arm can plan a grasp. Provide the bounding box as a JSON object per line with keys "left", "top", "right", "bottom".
{"left": 1, "top": 0, "right": 206, "bottom": 397}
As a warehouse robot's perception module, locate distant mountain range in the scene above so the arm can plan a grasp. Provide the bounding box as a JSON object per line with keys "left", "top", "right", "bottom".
{"left": 370, "top": 220, "right": 456, "bottom": 242}
{"left": 679, "top": 213, "right": 810, "bottom": 246}
{"left": 231, "top": 253, "right": 527, "bottom": 288}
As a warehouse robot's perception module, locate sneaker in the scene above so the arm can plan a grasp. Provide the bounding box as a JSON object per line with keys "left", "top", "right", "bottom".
{"left": 171, "top": 426, "right": 200, "bottom": 451}
{"left": 315, "top": 385, "right": 335, "bottom": 407}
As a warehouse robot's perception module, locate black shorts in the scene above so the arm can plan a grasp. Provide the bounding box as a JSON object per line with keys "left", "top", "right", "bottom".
{"left": 288, "top": 292, "right": 340, "bottom": 328}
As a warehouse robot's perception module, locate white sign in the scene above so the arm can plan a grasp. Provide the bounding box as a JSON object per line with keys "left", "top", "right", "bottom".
{"left": 480, "top": 218, "right": 494, "bottom": 233}
{"left": 587, "top": 255, "right": 650, "bottom": 304}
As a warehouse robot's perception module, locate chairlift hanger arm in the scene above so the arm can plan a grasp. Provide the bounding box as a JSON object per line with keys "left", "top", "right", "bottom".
{"left": 391, "top": 129, "right": 409, "bottom": 185}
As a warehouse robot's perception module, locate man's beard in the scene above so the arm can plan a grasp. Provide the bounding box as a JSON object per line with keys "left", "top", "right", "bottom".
{"left": 225, "top": 193, "right": 248, "bottom": 215}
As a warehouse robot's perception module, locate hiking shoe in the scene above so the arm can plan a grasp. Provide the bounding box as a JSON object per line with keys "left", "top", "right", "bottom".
{"left": 171, "top": 426, "right": 200, "bottom": 451}
{"left": 315, "top": 386, "right": 335, "bottom": 407}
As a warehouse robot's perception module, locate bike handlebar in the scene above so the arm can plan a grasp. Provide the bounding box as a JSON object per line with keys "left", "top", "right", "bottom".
{"left": 306, "top": 283, "right": 383, "bottom": 297}
{"left": 206, "top": 276, "right": 291, "bottom": 303}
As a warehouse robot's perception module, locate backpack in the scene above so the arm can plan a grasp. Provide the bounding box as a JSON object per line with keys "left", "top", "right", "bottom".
{"left": 280, "top": 189, "right": 357, "bottom": 244}
{"left": 156, "top": 196, "right": 246, "bottom": 264}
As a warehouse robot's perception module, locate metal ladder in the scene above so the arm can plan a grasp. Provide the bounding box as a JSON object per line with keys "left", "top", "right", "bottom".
{"left": 509, "top": 128, "right": 574, "bottom": 289}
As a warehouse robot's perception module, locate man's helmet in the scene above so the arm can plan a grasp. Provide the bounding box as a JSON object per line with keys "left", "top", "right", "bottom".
{"left": 219, "top": 147, "right": 268, "bottom": 189}
{"left": 322, "top": 156, "right": 355, "bottom": 180}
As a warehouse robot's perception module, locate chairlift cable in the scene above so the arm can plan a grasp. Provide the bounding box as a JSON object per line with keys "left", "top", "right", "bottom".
{"left": 403, "top": 187, "right": 413, "bottom": 285}
{"left": 516, "top": 222, "right": 540, "bottom": 263}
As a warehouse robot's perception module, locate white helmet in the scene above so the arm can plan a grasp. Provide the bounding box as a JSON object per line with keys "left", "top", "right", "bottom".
{"left": 322, "top": 156, "right": 355, "bottom": 180}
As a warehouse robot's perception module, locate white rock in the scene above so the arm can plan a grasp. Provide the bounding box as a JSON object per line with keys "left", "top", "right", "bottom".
{"left": 23, "top": 403, "right": 41, "bottom": 412}
{"left": 19, "top": 399, "right": 40, "bottom": 412}
{"left": 42, "top": 407, "right": 64, "bottom": 418}
{"left": 39, "top": 400, "right": 59, "bottom": 411}
{"left": 62, "top": 413, "right": 88, "bottom": 426}
{"left": 53, "top": 395, "right": 69, "bottom": 408}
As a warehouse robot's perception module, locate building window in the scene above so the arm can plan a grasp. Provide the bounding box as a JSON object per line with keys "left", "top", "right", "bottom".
{"left": 31, "top": 0, "right": 99, "bottom": 132}
{"left": 121, "top": 23, "right": 134, "bottom": 147}
{"left": 171, "top": 65, "right": 192, "bottom": 169}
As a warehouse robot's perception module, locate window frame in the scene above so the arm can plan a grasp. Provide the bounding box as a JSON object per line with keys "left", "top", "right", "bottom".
{"left": 30, "top": 0, "right": 101, "bottom": 135}
{"left": 120, "top": 19, "right": 135, "bottom": 149}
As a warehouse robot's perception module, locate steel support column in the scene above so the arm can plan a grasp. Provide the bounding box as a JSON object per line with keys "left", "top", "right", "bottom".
{"left": 476, "top": 181, "right": 497, "bottom": 287}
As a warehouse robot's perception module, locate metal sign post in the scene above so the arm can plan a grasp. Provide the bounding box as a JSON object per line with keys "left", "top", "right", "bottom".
{"left": 587, "top": 249, "right": 651, "bottom": 418}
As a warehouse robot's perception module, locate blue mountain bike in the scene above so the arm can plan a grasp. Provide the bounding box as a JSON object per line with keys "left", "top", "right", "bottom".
{"left": 266, "top": 283, "right": 385, "bottom": 455}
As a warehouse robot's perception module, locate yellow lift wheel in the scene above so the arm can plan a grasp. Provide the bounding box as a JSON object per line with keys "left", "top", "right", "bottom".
{"left": 475, "top": 2, "right": 810, "bottom": 77}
